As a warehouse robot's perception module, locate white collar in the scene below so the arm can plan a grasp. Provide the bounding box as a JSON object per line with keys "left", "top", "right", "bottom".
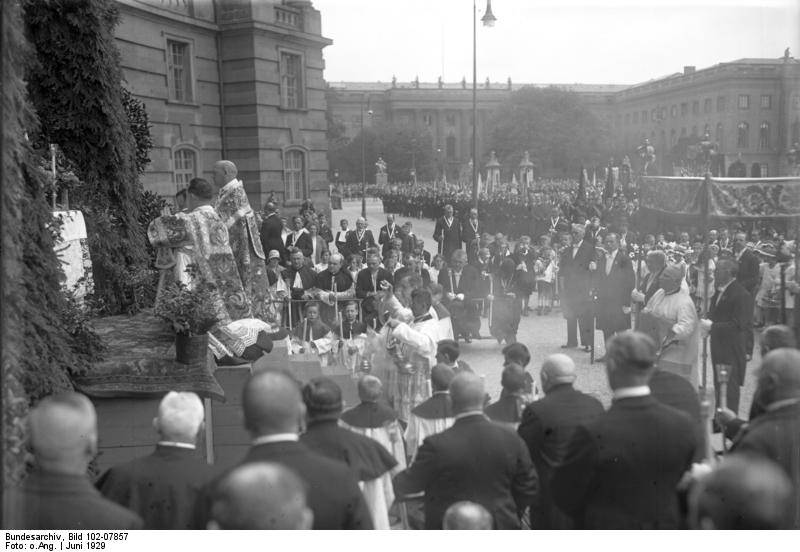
{"left": 432, "top": 390, "right": 450, "bottom": 396}
{"left": 220, "top": 178, "right": 241, "bottom": 194}
{"left": 612, "top": 386, "right": 651, "bottom": 400}
{"left": 252, "top": 433, "right": 299, "bottom": 446}
{"left": 293, "top": 228, "right": 307, "bottom": 237}
{"left": 454, "top": 410, "right": 485, "bottom": 421}
{"left": 716, "top": 279, "right": 734, "bottom": 296}
{"left": 157, "top": 441, "right": 196, "bottom": 450}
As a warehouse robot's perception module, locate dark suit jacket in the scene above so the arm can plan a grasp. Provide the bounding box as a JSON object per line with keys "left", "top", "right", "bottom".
{"left": 731, "top": 400, "right": 800, "bottom": 528}
{"left": 558, "top": 240, "right": 597, "bottom": 315}
{"left": 650, "top": 370, "right": 705, "bottom": 461}
{"left": 393, "top": 414, "right": 539, "bottom": 529}
{"left": 517, "top": 385, "right": 604, "bottom": 529}
{"left": 596, "top": 249, "right": 635, "bottom": 332}
{"left": 334, "top": 230, "right": 351, "bottom": 258}
{"left": 285, "top": 230, "right": 313, "bottom": 258}
{"left": 709, "top": 280, "right": 750, "bottom": 386}
{"left": 461, "top": 220, "right": 482, "bottom": 259}
{"left": 260, "top": 212, "right": 286, "bottom": 261}
{"left": 438, "top": 265, "right": 479, "bottom": 300}
{"left": 735, "top": 249, "right": 760, "bottom": 294}
{"left": 355, "top": 267, "right": 393, "bottom": 315}
{"left": 96, "top": 445, "right": 215, "bottom": 529}
{"left": 551, "top": 395, "right": 697, "bottom": 529}
{"left": 283, "top": 265, "right": 317, "bottom": 299}
{"left": 3, "top": 470, "right": 142, "bottom": 530}
{"left": 484, "top": 394, "right": 525, "bottom": 425}
{"left": 345, "top": 229, "right": 376, "bottom": 260}
{"left": 433, "top": 217, "right": 462, "bottom": 259}
{"left": 194, "top": 440, "right": 372, "bottom": 530}
{"left": 378, "top": 224, "right": 401, "bottom": 256}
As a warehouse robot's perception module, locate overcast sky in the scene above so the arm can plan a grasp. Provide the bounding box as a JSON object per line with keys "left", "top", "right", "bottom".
{"left": 313, "top": 0, "right": 800, "bottom": 85}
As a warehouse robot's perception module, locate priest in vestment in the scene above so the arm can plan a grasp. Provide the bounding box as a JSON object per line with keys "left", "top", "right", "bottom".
{"left": 313, "top": 253, "right": 355, "bottom": 325}
{"left": 639, "top": 264, "right": 699, "bottom": 385}
{"left": 331, "top": 301, "right": 367, "bottom": 374}
{"left": 404, "top": 364, "right": 455, "bottom": 462}
{"left": 212, "top": 160, "right": 272, "bottom": 322}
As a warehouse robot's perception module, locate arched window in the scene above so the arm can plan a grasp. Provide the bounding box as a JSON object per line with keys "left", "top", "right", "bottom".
{"left": 758, "top": 122, "right": 770, "bottom": 149}
{"left": 737, "top": 122, "right": 749, "bottom": 148}
{"left": 716, "top": 123, "right": 724, "bottom": 148}
{"left": 670, "top": 129, "right": 677, "bottom": 146}
{"left": 283, "top": 147, "right": 307, "bottom": 201}
{"left": 173, "top": 147, "right": 197, "bottom": 189}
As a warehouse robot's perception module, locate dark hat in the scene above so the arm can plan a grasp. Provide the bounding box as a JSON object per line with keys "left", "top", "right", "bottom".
{"left": 302, "top": 377, "right": 343, "bottom": 418}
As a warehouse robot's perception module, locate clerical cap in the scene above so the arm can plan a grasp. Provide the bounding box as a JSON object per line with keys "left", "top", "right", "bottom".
{"left": 302, "top": 377, "right": 343, "bottom": 418}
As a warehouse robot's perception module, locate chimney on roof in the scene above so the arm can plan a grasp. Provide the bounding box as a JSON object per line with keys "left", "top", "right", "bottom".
{"left": 683, "top": 66, "right": 696, "bottom": 75}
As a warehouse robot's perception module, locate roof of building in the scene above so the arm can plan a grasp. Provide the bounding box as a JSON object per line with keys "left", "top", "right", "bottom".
{"left": 326, "top": 81, "right": 629, "bottom": 94}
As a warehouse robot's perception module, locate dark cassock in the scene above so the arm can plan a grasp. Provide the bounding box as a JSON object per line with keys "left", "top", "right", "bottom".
{"left": 96, "top": 444, "right": 215, "bottom": 529}
{"left": 438, "top": 264, "right": 481, "bottom": 341}
{"left": 314, "top": 268, "right": 355, "bottom": 325}
{"left": 346, "top": 228, "right": 376, "bottom": 260}
{"left": 283, "top": 264, "right": 317, "bottom": 326}
{"left": 708, "top": 279, "right": 751, "bottom": 414}
{"left": 461, "top": 218, "right": 483, "bottom": 264}
{"left": 488, "top": 267, "right": 527, "bottom": 345}
{"left": 259, "top": 211, "right": 286, "bottom": 262}
{"left": 433, "top": 216, "right": 462, "bottom": 260}
{"left": 595, "top": 246, "right": 635, "bottom": 343}
{"left": 356, "top": 266, "right": 393, "bottom": 331}
{"left": 285, "top": 228, "right": 313, "bottom": 259}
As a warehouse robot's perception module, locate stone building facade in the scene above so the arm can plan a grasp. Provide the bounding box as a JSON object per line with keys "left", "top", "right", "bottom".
{"left": 115, "top": 0, "right": 331, "bottom": 210}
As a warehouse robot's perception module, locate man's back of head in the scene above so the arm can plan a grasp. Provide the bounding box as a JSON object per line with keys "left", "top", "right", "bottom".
{"left": 500, "top": 363, "right": 526, "bottom": 394}
{"left": 604, "top": 331, "right": 657, "bottom": 390}
{"left": 450, "top": 372, "right": 485, "bottom": 415}
{"left": 155, "top": 391, "right": 205, "bottom": 444}
{"left": 540, "top": 353, "right": 577, "bottom": 393}
{"left": 431, "top": 363, "right": 456, "bottom": 393}
{"left": 208, "top": 463, "right": 313, "bottom": 530}
{"left": 357, "top": 375, "right": 383, "bottom": 403}
{"left": 242, "top": 371, "right": 304, "bottom": 437}
{"left": 690, "top": 454, "right": 793, "bottom": 529}
{"left": 29, "top": 392, "right": 98, "bottom": 474}
{"left": 302, "top": 377, "right": 344, "bottom": 422}
{"left": 759, "top": 325, "right": 797, "bottom": 357}
{"left": 437, "top": 339, "right": 460, "bottom": 364}
{"left": 502, "top": 342, "right": 530, "bottom": 368}
{"left": 442, "top": 501, "right": 493, "bottom": 530}
{"left": 757, "top": 348, "right": 800, "bottom": 404}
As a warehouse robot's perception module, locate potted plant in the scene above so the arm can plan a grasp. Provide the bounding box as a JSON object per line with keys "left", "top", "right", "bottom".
{"left": 154, "top": 273, "right": 219, "bottom": 365}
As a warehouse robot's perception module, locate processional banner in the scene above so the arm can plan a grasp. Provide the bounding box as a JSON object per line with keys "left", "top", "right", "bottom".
{"left": 638, "top": 177, "right": 704, "bottom": 216}
{"left": 707, "top": 177, "right": 800, "bottom": 218}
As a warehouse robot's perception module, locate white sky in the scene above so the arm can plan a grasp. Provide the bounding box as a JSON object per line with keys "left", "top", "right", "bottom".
{"left": 312, "top": 0, "right": 800, "bottom": 85}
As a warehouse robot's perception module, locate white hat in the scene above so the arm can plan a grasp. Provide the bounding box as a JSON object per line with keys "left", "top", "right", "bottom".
{"left": 268, "top": 250, "right": 280, "bottom": 260}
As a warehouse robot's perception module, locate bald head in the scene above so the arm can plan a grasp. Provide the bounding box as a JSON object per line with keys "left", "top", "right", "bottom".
{"left": 209, "top": 463, "right": 313, "bottom": 530}
{"left": 155, "top": 391, "right": 204, "bottom": 443}
{"left": 756, "top": 348, "right": 800, "bottom": 405}
{"left": 212, "top": 160, "right": 237, "bottom": 188}
{"left": 29, "top": 393, "right": 97, "bottom": 473}
{"left": 449, "top": 372, "right": 485, "bottom": 414}
{"left": 442, "top": 501, "right": 493, "bottom": 530}
{"left": 605, "top": 331, "right": 657, "bottom": 390}
{"left": 242, "top": 371, "right": 304, "bottom": 437}
{"left": 540, "top": 354, "right": 577, "bottom": 393}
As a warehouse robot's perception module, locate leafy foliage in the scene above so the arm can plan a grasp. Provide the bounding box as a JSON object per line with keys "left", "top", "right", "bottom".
{"left": 121, "top": 87, "right": 153, "bottom": 175}
{"left": 155, "top": 268, "right": 220, "bottom": 336}
{"left": 486, "top": 86, "right": 611, "bottom": 176}
{"left": 23, "top": 0, "right": 150, "bottom": 314}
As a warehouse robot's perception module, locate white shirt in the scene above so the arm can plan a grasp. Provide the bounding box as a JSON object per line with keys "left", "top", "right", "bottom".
{"left": 454, "top": 410, "right": 485, "bottom": 421}
{"left": 612, "top": 386, "right": 651, "bottom": 400}
{"left": 157, "top": 441, "right": 195, "bottom": 450}
{"left": 714, "top": 279, "right": 734, "bottom": 307}
{"left": 293, "top": 271, "right": 303, "bottom": 289}
{"left": 605, "top": 249, "right": 618, "bottom": 275}
{"left": 252, "top": 433, "right": 299, "bottom": 446}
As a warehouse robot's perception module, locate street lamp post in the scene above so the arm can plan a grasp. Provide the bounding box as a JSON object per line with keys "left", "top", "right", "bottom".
{"left": 472, "top": 0, "right": 496, "bottom": 209}
{"left": 361, "top": 94, "right": 372, "bottom": 219}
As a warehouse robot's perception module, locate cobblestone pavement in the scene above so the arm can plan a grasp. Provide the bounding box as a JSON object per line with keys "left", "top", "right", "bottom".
{"left": 337, "top": 199, "right": 757, "bottom": 414}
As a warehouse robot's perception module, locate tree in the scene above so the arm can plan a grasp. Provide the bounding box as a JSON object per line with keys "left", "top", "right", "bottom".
{"left": 23, "top": 0, "right": 150, "bottom": 314}
{"left": 328, "top": 122, "right": 436, "bottom": 183}
{"left": 485, "top": 87, "right": 610, "bottom": 176}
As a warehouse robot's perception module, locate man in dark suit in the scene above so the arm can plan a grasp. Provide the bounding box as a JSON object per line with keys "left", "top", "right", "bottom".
{"left": 3, "top": 393, "right": 142, "bottom": 529}
{"left": 356, "top": 252, "right": 393, "bottom": 330}
{"left": 703, "top": 258, "right": 751, "bottom": 414}
{"left": 193, "top": 371, "right": 372, "bottom": 530}
{"left": 433, "top": 204, "right": 462, "bottom": 261}
{"left": 595, "top": 233, "right": 635, "bottom": 359}
{"left": 558, "top": 225, "right": 597, "bottom": 352}
{"left": 284, "top": 214, "right": 313, "bottom": 258}
{"left": 259, "top": 202, "right": 286, "bottom": 263}
{"left": 96, "top": 392, "right": 214, "bottom": 529}
{"left": 438, "top": 249, "right": 481, "bottom": 342}
{"left": 484, "top": 363, "right": 528, "bottom": 430}
{"left": 378, "top": 214, "right": 400, "bottom": 258}
{"left": 649, "top": 365, "right": 704, "bottom": 461}
{"left": 729, "top": 348, "right": 800, "bottom": 528}
{"left": 461, "top": 208, "right": 483, "bottom": 264}
{"left": 551, "top": 331, "right": 697, "bottom": 529}
{"left": 517, "top": 354, "right": 604, "bottom": 529}
{"left": 283, "top": 247, "right": 319, "bottom": 326}
{"left": 393, "top": 372, "right": 539, "bottom": 529}
{"left": 345, "top": 217, "right": 376, "bottom": 261}
{"left": 732, "top": 231, "right": 759, "bottom": 358}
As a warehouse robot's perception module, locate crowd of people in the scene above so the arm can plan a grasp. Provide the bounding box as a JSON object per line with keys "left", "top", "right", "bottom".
{"left": 4, "top": 161, "right": 799, "bottom": 531}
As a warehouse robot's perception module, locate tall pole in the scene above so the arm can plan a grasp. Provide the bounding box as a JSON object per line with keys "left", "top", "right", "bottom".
{"left": 361, "top": 93, "right": 366, "bottom": 219}
{"left": 471, "top": 0, "right": 478, "bottom": 209}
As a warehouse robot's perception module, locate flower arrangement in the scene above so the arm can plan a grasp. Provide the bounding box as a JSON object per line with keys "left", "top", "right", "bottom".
{"left": 154, "top": 266, "right": 219, "bottom": 336}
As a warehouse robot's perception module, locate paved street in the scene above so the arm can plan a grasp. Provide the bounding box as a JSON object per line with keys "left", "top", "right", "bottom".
{"left": 336, "top": 198, "right": 758, "bottom": 414}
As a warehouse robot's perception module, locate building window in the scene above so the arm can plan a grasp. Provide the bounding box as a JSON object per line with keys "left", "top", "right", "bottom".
{"left": 642, "top": 110, "right": 648, "bottom": 123}
{"left": 670, "top": 129, "right": 676, "bottom": 146}
{"left": 704, "top": 98, "right": 712, "bottom": 113}
{"left": 670, "top": 105, "right": 677, "bottom": 118}
{"left": 279, "top": 51, "right": 304, "bottom": 109}
{"left": 446, "top": 135, "right": 456, "bottom": 159}
{"left": 283, "top": 148, "right": 306, "bottom": 201}
{"left": 167, "top": 39, "right": 193, "bottom": 102}
{"left": 692, "top": 100, "right": 700, "bottom": 115}
{"left": 760, "top": 95, "right": 772, "bottom": 109}
{"left": 716, "top": 123, "right": 724, "bottom": 148}
{"left": 446, "top": 113, "right": 457, "bottom": 126}
{"left": 737, "top": 122, "right": 749, "bottom": 148}
{"left": 761, "top": 164, "right": 768, "bottom": 177}
{"left": 717, "top": 96, "right": 726, "bottom": 112}
{"left": 651, "top": 108, "right": 657, "bottom": 121}
{"left": 738, "top": 94, "right": 750, "bottom": 110}
{"left": 173, "top": 148, "right": 197, "bottom": 188}
{"left": 423, "top": 113, "right": 434, "bottom": 126}
{"left": 633, "top": 112, "right": 638, "bottom": 124}
{"left": 681, "top": 103, "right": 688, "bottom": 117}
{"left": 703, "top": 123, "right": 710, "bottom": 135}
{"left": 759, "top": 122, "right": 770, "bottom": 149}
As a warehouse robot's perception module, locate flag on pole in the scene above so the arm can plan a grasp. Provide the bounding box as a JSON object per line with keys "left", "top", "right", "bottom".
{"left": 604, "top": 160, "right": 615, "bottom": 200}
{"left": 578, "top": 165, "right": 587, "bottom": 201}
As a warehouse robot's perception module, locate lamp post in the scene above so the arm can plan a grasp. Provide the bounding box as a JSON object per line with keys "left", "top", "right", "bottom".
{"left": 472, "top": 0, "right": 496, "bottom": 209}
{"left": 361, "top": 94, "right": 373, "bottom": 219}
